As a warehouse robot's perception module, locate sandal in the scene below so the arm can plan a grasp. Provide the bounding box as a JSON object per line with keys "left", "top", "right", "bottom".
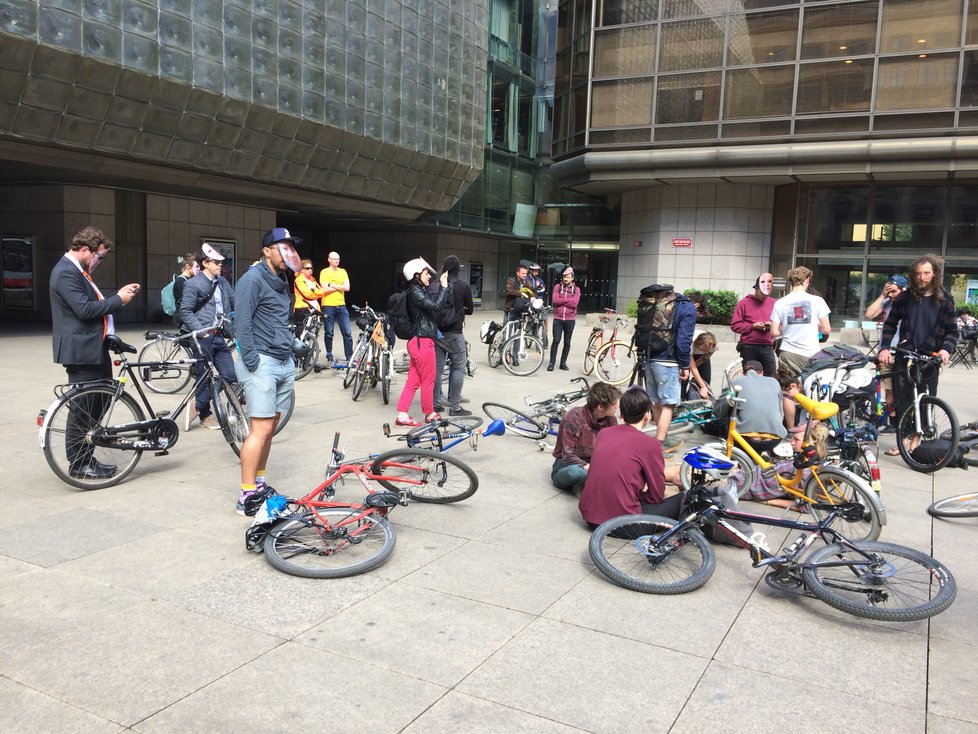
{"left": 426, "top": 412, "right": 443, "bottom": 423}
{"left": 884, "top": 447, "right": 900, "bottom": 456}
{"left": 395, "top": 415, "right": 423, "bottom": 428}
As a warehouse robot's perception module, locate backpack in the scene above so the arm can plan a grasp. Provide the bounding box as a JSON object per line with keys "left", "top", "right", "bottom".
{"left": 480, "top": 320, "right": 502, "bottom": 345}
{"left": 388, "top": 290, "right": 415, "bottom": 340}
{"left": 161, "top": 275, "right": 178, "bottom": 316}
{"left": 431, "top": 281, "right": 461, "bottom": 332}
{"left": 635, "top": 284, "right": 679, "bottom": 356}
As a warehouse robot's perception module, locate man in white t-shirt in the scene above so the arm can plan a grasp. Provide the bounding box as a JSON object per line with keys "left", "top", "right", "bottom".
{"left": 770, "top": 266, "right": 831, "bottom": 375}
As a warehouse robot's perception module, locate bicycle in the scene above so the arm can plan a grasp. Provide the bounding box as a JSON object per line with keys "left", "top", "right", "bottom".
{"left": 889, "top": 346, "right": 960, "bottom": 473}
{"left": 248, "top": 433, "right": 478, "bottom": 578}
{"left": 590, "top": 446, "right": 955, "bottom": 622}
{"left": 587, "top": 311, "right": 637, "bottom": 385}
{"left": 291, "top": 308, "right": 325, "bottom": 380}
{"left": 680, "top": 386, "right": 885, "bottom": 542}
{"left": 482, "top": 376, "right": 590, "bottom": 446}
{"left": 488, "top": 303, "right": 547, "bottom": 376}
{"left": 136, "top": 329, "right": 194, "bottom": 394}
{"left": 38, "top": 329, "right": 250, "bottom": 489}
{"left": 394, "top": 339, "right": 477, "bottom": 378}
{"left": 346, "top": 304, "right": 393, "bottom": 403}
{"left": 383, "top": 414, "right": 505, "bottom": 452}
{"left": 926, "top": 422, "right": 978, "bottom": 517}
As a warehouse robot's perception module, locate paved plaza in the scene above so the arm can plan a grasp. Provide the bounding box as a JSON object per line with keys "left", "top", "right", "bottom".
{"left": 2, "top": 316, "right": 977, "bottom": 733}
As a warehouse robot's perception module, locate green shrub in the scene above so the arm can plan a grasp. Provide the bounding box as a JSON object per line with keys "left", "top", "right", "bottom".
{"left": 622, "top": 289, "right": 738, "bottom": 324}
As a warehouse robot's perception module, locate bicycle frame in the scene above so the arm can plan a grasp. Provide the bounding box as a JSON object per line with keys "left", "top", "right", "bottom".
{"left": 383, "top": 419, "right": 480, "bottom": 453}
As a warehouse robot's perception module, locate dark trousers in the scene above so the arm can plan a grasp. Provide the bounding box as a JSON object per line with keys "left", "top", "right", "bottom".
{"left": 65, "top": 354, "right": 112, "bottom": 467}
{"left": 738, "top": 343, "right": 777, "bottom": 377}
{"left": 586, "top": 492, "right": 685, "bottom": 531}
{"left": 192, "top": 335, "right": 236, "bottom": 416}
{"left": 550, "top": 319, "right": 575, "bottom": 367}
{"left": 892, "top": 363, "right": 940, "bottom": 429}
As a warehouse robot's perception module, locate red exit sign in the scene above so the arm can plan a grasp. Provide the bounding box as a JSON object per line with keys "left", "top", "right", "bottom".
{"left": 673, "top": 238, "right": 693, "bottom": 248}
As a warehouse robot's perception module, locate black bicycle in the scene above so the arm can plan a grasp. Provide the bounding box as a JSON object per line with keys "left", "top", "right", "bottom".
{"left": 38, "top": 328, "right": 249, "bottom": 489}
{"left": 589, "top": 447, "right": 956, "bottom": 622}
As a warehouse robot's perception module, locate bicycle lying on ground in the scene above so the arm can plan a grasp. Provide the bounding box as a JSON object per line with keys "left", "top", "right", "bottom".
{"left": 38, "top": 329, "right": 249, "bottom": 489}
{"left": 682, "top": 386, "right": 885, "bottom": 542}
{"left": 926, "top": 421, "right": 978, "bottom": 517}
{"left": 590, "top": 446, "right": 955, "bottom": 622}
{"left": 247, "top": 433, "right": 478, "bottom": 578}
{"left": 383, "top": 415, "right": 505, "bottom": 452}
{"left": 482, "top": 376, "right": 589, "bottom": 446}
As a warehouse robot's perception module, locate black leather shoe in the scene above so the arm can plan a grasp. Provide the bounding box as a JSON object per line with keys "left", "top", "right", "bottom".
{"left": 559, "top": 364, "right": 569, "bottom": 371}
{"left": 93, "top": 459, "right": 118, "bottom": 473}
{"left": 449, "top": 407, "right": 472, "bottom": 416}
{"left": 69, "top": 462, "right": 116, "bottom": 480}
{"left": 547, "top": 364, "right": 555, "bottom": 371}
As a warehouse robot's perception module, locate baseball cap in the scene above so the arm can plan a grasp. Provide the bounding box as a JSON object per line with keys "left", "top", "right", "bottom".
{"left": 887, "top": 274, "right": 908, "bottom": 288}
{"left": 262, "top": 227, "right": 302, "bottom": 248}
{"left": 743, "top": 360, "right": 763, "bottom": 373}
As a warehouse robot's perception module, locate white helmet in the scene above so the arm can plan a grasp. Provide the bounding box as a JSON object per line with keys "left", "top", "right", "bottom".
{"left": 403, "top": 257, "right": 435, "bottom": 281}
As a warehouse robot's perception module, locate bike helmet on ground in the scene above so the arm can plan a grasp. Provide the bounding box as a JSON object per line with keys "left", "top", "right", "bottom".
{"left": 681, "top": 446, "right": 736, "bottom": 479}
{"left": 403, "top": 257, "right": 435, "bottom": 281}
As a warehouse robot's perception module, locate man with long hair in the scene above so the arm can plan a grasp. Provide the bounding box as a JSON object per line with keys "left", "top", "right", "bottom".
{"left": 878, "top": 254, "right": 959, "bottom": 449}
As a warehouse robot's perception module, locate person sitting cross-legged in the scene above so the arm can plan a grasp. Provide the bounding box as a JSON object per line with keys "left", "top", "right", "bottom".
{"left": 551, "top": 382, "right": 621, "bottom": 496}
{"left": 578, "top": 385, "right": 684, "bottom": 529}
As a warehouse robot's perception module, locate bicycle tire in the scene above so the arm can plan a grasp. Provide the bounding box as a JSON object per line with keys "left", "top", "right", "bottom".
{"left": 593, "top": 340, "right": 637, "bottom": 385}
{"left": 589, "top": 514, "right": 716, "bottom": 594}
{"left": 583, "top": 332, "right": 600, "bottom": 375}
{"left": 804, "top": 467, "right": 882, "bottom": 542}
{"left": 802, "top": 541, "right": 956, "bottom": 621}
{"left": 502, "top": 334, "right": 545, "bottom": 376}
{"left": 928, "top": 492, "right": 978, "bottom": 518}
{"left": 380, "top": 350, "right": 391, "bottom": 405}
{"left": 213, "top": 379, "right": 249, "bottom": 457}
{"left": 482, "top": 402, "right": 548, "bottom": 439}
{"left": 370, "top": 448, "right": 478, "bottom": 503}
{"left": 351, "top": 357, "right": 369, "bottom": 401}
{"left": 294, "top": 336, "right": 320, "bottom": 380}
{"left": 488, "top": 338, "right": 502, "bottom": 368}
{"left": 137, "top": 338, "right": 194, "bottom": 394}
{"left": 263, "top": 508, "right": 396, "bottom": 578}
{"left": 678, "top": 442, "right": 753, "bottom": 498}
{"left": 42, "top": 386, "right": 145, "bottom": 490}
{"left": 343, "top": 340, "right": 368, "bottom": 388}
{"left": 896, "top": 395, "right": 960, "bottom": 473}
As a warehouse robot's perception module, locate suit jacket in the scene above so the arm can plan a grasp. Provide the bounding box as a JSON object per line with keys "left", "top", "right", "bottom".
{"left": 49, "top": 255, "right": 125, "bottom": 366}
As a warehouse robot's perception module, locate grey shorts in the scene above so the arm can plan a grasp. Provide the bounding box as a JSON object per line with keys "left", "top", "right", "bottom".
{"left": 235, "top": 353, "right": 295, "bottom": 419}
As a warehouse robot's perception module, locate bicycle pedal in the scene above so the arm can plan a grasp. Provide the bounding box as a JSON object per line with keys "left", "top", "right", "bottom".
{"left": 154, "top": 450, "right": 170, "bottom": 457}
{"left": 155, "top": 410, "right": 171, "bottom": 418}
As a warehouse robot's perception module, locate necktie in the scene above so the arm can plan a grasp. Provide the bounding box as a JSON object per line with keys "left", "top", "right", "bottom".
{"left": 82, "top": 270, "right": 109, "bottom": 338}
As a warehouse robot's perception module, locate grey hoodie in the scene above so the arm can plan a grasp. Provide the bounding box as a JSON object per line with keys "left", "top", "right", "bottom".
{"left": 234, "top": 260, "right": 293, "bottom": 371}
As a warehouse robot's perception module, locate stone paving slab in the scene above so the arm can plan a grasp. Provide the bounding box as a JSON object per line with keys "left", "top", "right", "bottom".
{"left": 3, "top": 318, "right": 977, "bottom": 731}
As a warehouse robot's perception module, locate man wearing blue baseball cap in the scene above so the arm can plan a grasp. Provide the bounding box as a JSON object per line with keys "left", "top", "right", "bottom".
{"left": 233, "top": 227, "right": 302, "bottom": 513}
{"left": 865, "top": 273, "right": 908, "bottom": 436}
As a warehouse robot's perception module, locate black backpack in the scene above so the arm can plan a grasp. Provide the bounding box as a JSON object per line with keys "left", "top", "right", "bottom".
{"left": 635, "top": 284, "right": 679, "bottom": 356}
{"left": 388, "top": 290, "right": 414, "bottom": 340}
{"left": 431, "top": 281, "right": 461, "bottom": 332}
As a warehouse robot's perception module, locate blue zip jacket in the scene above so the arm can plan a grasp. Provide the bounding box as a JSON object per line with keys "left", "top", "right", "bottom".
{"left": 234, "top": 260, "right": 293, "bottom": 371}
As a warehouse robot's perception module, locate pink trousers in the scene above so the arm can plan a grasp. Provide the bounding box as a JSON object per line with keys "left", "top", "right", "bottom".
{"left": 396, "top": 336, "right": 436, "bottom": 415}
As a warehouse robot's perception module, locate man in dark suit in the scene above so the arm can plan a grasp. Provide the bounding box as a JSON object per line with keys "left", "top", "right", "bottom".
{"left": 50, "top": 226, "right": 140, "bottom": 480}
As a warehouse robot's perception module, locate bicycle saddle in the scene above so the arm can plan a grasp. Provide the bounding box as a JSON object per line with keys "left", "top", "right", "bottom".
{"left": 794, "top": 392, "right": 839, "bottom": 421}
{"left": 103, "top": 334, "right": 137, "bottom": 354}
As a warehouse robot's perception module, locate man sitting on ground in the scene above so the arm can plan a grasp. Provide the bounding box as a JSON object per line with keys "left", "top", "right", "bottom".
{"left": 551, "top": 382, "right": 621, "bottom": 496}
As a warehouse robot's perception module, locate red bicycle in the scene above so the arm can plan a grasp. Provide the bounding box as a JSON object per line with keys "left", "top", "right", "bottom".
{"left": 247, "top": 433, "right": 478, "bottom": 578}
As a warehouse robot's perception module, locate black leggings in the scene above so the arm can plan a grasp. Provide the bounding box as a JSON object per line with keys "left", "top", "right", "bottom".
{"left": 550, "top": 319, "right": 575, "bottom": 366}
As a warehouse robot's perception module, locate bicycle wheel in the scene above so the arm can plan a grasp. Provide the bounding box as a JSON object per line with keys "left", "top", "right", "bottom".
{"left": 594, "top": 340, "right": 637, "bottom": 385}
{"left": 213, "top": 380, "right": 249, "bottom": 457}
{"left": 343, "top": 340, "right": 368, "bottom": 388}
{"left": 678, "top": 442, "right": 753, "bottom": 498}
{"left": 137, "top": 338, "right": 193, "bottom": 394}
{"left": 42, "top": 386, "right": 145, "bottom": 490}
{"left": 294, "top": 336, "right": 320, "bottom": 380}
{"left": 583, "top": 331, "right": 600, "bottom": 375}
{"left": 802, "top": 541, "right": 956, "bottom": 622}
{"left": 482, "top": 402, "right": 548, "bottom": 439}
{"left": 928, "top": 493, "right": 978, "bottom": 518}
{"left": 370, "top": 448, "right": 478, "bottom": 503}
{"left": 380, "top": 350, "right": 392, "bottom": 405}
{"left": 351, "top": 357, "right": 369, "bottom": 401}
{"left": 589, "top": 514, "right": 716, "bottom": 594}
{"left": 804, "top": 467, "right": 882, "bottom": 542}
{"left": 263, "top": 508, "right": 396, "bottom": 578}
{"left": 488, "top": 338, "right": 502, "bottom": 368}
{"left": 502, "top": 334, "right": 544, "bottom": 376}
{"left": 896, "top": 395, "right": 960, "bottom": 473}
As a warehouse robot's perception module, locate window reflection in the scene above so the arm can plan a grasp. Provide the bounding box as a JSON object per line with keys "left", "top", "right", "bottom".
{"left": 656, "top": 71, "right": 721, "bottom": 123}
{"left": 594, "top": 26, "right": 656, "bottom": 77}
{"left": 876, "top": 54, "right": 958, "bottom": 111}
{"left": 796, "top": 59, "right": 872, "bottom": 114}
{"left": 724, "top": 65, "right": 794, "bottom": 119}
{"left": 727, "top": 10, "right": 798, "bottom": 66}
{"left": 660, "top": 19, "right": 725, "bottom": 72}
{"left": 881, "top": 0, "right": 962, "bottom": 54}
{"left": 801, "top": 1, "right": 878, "bottom": 60}
{"left": 592, "top": 78, "right": 654, "bottom": 126}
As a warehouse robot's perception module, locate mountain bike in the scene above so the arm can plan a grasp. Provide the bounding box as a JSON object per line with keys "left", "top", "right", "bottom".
{"left": 890, "top": 346, "right": 960, "bottom": 473}
{"left": 346, "top": 304, "right": 393, "bottom": 403}
{"left": 38, "top": 329, "right": 249, "bottom": 489}
{"left": 680, "top": 386, "right": 885, "bottom": 542}
{"left": 291, "top": 308, "right": 325, "bottom": 380}
{"left": 482, "top": 377, "right": 589, "bottom": 446}
{"left": 248, "top": 433, "right": 478, "bottom": 578}
{"left": 383, "top": 414, "right": 504, "bottom": 453}
{"left": 590, "top": 447, "right": 955, "bottom": 622}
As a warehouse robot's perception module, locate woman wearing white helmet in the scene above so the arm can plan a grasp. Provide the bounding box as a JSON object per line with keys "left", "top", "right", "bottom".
{"left": 394, "top": 257, "right": 452, "bottom": 426}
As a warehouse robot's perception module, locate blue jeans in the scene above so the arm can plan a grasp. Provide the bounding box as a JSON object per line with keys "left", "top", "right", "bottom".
{"left": 433, "top": 332, "right": 466, "bottom": 409}
{"left": 324, "top": 305, "right": 353, "bottom": 360}
{"left": 193, "top": 335, "right": 236, "bottom": 417}
{"left": 551, "top": 458, "right": 587, "bottom": 492}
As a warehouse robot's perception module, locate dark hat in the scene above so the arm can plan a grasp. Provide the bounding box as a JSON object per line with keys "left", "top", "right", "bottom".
{"left": 262, "top": 227, "right": 302, "bottom": 248}
{"left": 443, "top": 255, "right": 462, "bottom": 274}
{"left": 743, "top": 360, "right": 763, "bottom": 373}
{"left": 887, "top": 274, "right": 908, "bottom": 288}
